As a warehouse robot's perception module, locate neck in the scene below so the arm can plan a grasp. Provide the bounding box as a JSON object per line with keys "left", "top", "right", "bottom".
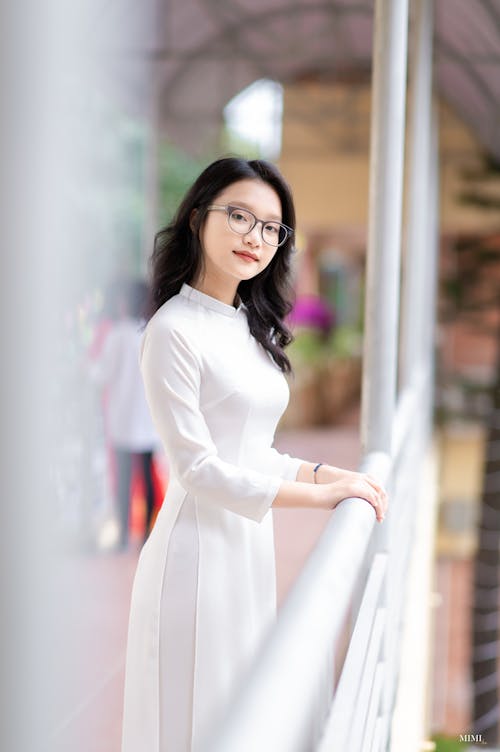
{"left": 191, "top": 275, "right": 239, "bottom": 307}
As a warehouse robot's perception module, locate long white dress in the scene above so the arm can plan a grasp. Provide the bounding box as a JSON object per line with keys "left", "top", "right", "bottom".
{"left": 121, "top": 283, "right": 304, "bottom": 752}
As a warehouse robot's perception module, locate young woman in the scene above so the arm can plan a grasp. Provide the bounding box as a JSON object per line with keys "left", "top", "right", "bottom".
{"left": 121, "top": 157, "right": 388, "bottom": 752}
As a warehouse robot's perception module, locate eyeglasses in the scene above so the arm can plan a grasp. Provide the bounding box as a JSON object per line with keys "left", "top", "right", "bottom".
{"left": 207, "top": 204, "right": 293, "bottom": 248}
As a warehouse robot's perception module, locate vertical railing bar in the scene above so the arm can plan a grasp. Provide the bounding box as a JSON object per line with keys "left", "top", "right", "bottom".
{"left": 391, "top": 366, "right": 430, "bottom": 460}
{"left": 318, "top": 554, "right": 387, "bottom": 749}
{"left": 380, "top": 714, "right": 391, "bottom": 752}
{"left": 361, "top": 0, "right": 410, "bottom": 456}
{"left": 343, "top": 609, "right": 386, "bottom": 752}
{"left": 361, "top": 663, "right": 386, "bottom": 752}
{"left": 369, "top": 715, "right": 385, "bottom": 752}
{"left": 399, "top": 0, "right": 435, "bottom": 389}
{"left": 423, "top": 99, "right": 440, "bottom": 434}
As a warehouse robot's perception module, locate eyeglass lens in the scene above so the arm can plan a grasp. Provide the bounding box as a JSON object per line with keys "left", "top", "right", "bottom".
{"left": 228, "top": 207, "right": 288, "bottom": 246}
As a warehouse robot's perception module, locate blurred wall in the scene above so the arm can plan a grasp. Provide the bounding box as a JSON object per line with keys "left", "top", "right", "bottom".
{"left": 279, "top": 79, "right": 500, "bottom": 236}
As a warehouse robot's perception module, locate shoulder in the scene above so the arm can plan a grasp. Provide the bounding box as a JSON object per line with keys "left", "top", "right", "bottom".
{"left": 141, "top": 294, "right": 203, "bottom": 361}
{"left": 147, "top": 293, "right": 201, "bottom": 336}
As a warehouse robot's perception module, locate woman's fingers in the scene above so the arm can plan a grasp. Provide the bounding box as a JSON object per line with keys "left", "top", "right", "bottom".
{"left": 329, "top": 474, "right": 389, "bottom": 522}
{"left": 367, "top": 487, "right": 385, "bottom": 522}
{"left": 345, "top": 479, "right": 386, "bottom": 522}
{"left": 350, "top": 473, "right": 389, "bottom": 522}
{"left": 364, "top": 473, "right": 385, "bottom": 496}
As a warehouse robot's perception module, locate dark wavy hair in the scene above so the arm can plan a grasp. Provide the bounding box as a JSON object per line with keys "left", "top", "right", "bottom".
{"left": 150, "top": 157, "right": 297, "bottom": 373}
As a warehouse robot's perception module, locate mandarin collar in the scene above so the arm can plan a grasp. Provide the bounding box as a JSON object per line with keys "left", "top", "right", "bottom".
{"left": 180, "top": 283, "right": 245, "bottom": 318}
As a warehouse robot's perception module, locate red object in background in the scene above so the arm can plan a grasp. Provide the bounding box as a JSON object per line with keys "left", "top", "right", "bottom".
{"left": 130, "top": 456, "right": 168, "bottom": 535}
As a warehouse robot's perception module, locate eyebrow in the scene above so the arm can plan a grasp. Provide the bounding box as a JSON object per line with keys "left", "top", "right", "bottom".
{"left": 227, "top": 200, "right": 282, "bottom": 222}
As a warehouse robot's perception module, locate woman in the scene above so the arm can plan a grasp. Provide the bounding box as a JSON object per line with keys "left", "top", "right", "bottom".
{"left": 121, "top": 157, "right": 388, "bottom": 751}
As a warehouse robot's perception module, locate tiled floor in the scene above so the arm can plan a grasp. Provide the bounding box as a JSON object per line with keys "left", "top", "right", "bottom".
{"left": 50, "top": 550, "right": 138, "bottom": 752}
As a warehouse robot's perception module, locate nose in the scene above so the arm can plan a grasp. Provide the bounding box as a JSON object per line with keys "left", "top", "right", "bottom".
{"left": 243, "top": 222, "right": 262, "bottom": 246}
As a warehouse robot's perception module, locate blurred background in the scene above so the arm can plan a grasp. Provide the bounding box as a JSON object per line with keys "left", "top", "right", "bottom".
{"left": 1, "top": 1, "right": 499, "bottom": 751}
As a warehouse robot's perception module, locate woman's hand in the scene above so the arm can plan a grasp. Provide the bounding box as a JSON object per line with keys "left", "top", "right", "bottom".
{"left": 273, "top": 464, "right": 388, "bottom": 520}
{"left": 316, "top": 473, "right": 388, "bottom": 522}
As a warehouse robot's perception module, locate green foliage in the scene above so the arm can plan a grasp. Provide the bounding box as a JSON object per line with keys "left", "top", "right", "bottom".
{"left": 158, "top": 142, "right": 214, "bottom": 226}
{"left": 432, "top": 734, "right": 467, "bottom": 752}
{"left": 288, "top": 325, "right": 362, "bottom": 368}
{"left": 327, "top": 324, "right": 363, "bottom": 358}
{"left": 288, "top": 331, "right": 325, "bottom": 367}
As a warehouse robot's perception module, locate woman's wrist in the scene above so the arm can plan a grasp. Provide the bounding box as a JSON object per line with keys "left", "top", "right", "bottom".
{"left": 313, "top": 463, "right": 343, "bottom": 484}
{"left": 312, "top": 463, "right": 323, "bottom": 484}
{"left": 297, "top": 461, "right": 339, "bottom": 484}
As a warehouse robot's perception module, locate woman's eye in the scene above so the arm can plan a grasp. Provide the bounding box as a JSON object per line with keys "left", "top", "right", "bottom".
{"left": 231, "top": 211, "right": 248, "bottom": 222}
{"left": 265, "top": 224, "right": 279, "bottom": 235}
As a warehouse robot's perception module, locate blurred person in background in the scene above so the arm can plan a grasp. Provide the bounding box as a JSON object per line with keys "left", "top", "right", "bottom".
{"left": 92, "top": 277, "right": 159, "bottom": 549}
{"left": 121, "top": 158, "right": 388, "bottom": 751}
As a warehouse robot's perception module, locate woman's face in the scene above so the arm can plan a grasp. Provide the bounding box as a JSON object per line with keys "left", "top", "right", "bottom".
{"left": 197, "top": 179, "right": 283, "bottom": 290}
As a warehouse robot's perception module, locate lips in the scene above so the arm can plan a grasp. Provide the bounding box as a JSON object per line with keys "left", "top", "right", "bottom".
{"left": 233, "top": 250, "right": 259, "bottom": 262}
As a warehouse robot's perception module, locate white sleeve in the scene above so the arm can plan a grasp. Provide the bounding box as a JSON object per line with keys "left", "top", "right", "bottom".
{"left": 263, "top": 447, "right": 304, "bottom": 481}
{"left": 140, "top": 322, "right": 284, "bottom": 523}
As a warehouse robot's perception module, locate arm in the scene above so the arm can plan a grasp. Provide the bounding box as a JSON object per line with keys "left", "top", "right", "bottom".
{"left": 272, "top": 470, "right": 387, "bottom": 522}
{"left": 141, "top": 322, "right": 288, "bottom": 523}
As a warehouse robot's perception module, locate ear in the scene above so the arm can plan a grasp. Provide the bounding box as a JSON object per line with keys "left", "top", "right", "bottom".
{"left": 189, "top": 208, "right": 198, "bottom": 232}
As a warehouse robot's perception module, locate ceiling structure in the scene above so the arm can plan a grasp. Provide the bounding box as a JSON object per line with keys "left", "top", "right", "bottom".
{"left": 98, "top": 0, "right": 500, "bottom": 159}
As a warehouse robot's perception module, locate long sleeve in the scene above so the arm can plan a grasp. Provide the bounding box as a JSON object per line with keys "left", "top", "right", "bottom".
{"left": 140, "top": 321, "right": 284, "bottom": 523}
{"left": 263, "top": 447, "right": 304, "bottom": 481}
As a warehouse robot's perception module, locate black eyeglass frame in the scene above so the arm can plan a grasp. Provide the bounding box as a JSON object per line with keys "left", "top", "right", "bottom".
{"left": 206, "top": 204, "right": 293, "bottom": 248}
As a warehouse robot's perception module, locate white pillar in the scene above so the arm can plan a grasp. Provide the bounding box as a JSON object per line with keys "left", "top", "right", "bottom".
{"left": 400, "top": 0, "right": 435, "bottom": 391}
{"left": 361, "top": 0, "right": 411, "bottom": 455}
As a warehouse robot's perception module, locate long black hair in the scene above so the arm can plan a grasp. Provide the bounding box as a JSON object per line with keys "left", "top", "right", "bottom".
{"left": 150, "top": 157, "right": 296, "bottom": 373}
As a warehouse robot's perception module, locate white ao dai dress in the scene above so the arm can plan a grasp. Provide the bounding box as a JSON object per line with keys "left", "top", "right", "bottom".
{"left": 121, "top": 283, "right": 304, "bottom": 751}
